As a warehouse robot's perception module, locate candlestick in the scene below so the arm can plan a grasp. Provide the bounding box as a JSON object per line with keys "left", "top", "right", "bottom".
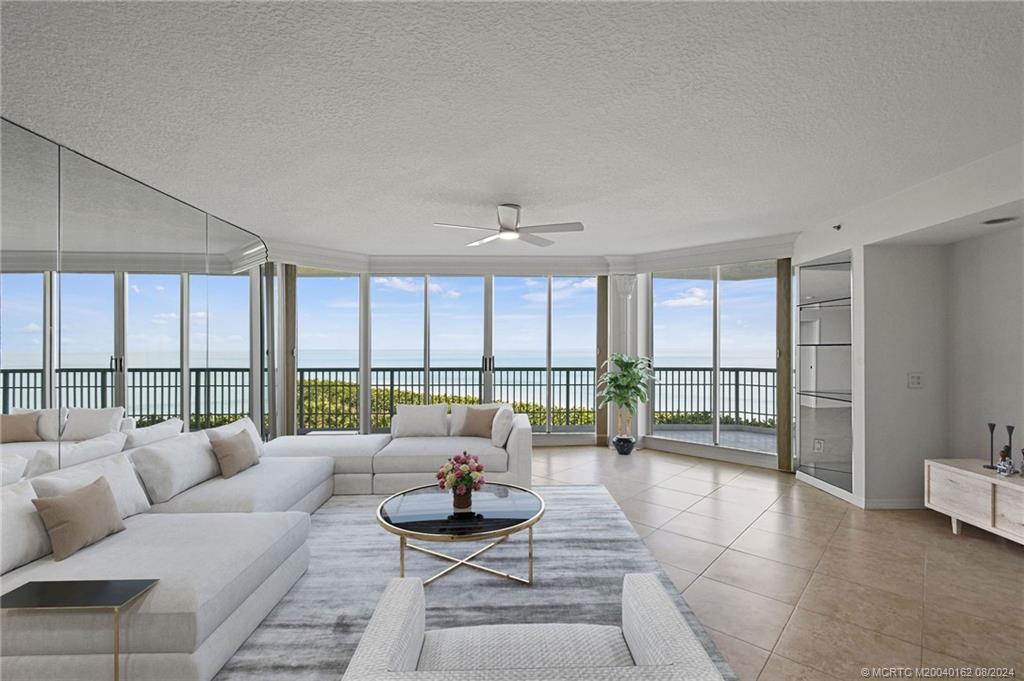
{"left": 985, "top": 423, "right": 997, "bottom": 469}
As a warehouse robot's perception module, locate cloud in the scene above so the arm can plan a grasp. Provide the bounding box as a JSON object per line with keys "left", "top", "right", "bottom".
{"left": 20, "top": 322, "right": 42, "bottom": 333}
{"left": 523, "top": 277, "right": 596, "bottom": 303}
{"left": 327, "top": 299, "right": 359, "bottom": 309}
{"left": 374, "top": 277, "right": 422, "bottom": 293}
{"left": 154, "top": 284, "right": 165, "bottom": 292}
{"left": 151, "top": 312, "right": 178, "bottom": 325}
{"left": 130, "top": 285, "right": 142, "bottom": 294}
{"left": 428, "top": 281, "right": 461, "bottom": 298}
{"left": 662, "top": 287, "right": 711, "bottom": 307}
{"left": 190, "top": 311, "right": 208, "bottom": 321}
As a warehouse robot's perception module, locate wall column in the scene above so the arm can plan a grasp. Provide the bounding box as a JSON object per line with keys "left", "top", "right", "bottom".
{"left": 608, "top": 273, "right": 638, "bottom": 441}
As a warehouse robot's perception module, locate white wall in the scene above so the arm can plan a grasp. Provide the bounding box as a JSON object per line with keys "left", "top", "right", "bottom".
{"left": 946, "top": 225, "right": 1024, "bottom": 459}
{"left": 862, "top": 245, "right": 950, "bottom": 507}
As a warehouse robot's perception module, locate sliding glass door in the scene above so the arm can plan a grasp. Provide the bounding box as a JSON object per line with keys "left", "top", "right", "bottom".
{"left": 296, "top": 269, "right": 360, "bottom": 432}
{"left": 652, "top": 261, "right": 778, "bottom": 454}
{"left": 551, "top": 276, "right": 597, "bottom": 432}
{"left": 189, "top": 274, "right": 250, "bottom": 429}
{"left": 125, "top": 273, "right": 181, "bottom": 426}
{"left": 58, "top": 272, "right": 116, "bottom": 410}
{"left": 0, "top": 273, "right": 46, "bottom": 410}
{"left": 370, "top": 276, "right": 426, "bottom": 430}
{"left": 429, "top": 276, "right": 484, "bottom": 405}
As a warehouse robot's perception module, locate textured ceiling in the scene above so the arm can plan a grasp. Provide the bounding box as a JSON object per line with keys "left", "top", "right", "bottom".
{"left": 2, "top": 2, "right": 1022, "bottom": 257}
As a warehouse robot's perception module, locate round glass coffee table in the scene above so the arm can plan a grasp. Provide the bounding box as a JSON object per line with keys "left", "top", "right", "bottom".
{"left": 377, "top": 483, "right": 544, "bottom": 586}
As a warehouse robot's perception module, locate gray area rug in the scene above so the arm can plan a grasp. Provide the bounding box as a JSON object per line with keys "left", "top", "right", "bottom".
{"left": 216, "top": 485, "right": 734, "bottom": 680}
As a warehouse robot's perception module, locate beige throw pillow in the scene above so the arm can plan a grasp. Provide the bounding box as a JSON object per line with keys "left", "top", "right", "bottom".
{"left": 31, "top": 477, "right": 125, "bottom": 561}
{"left": 208, "top": 430, "right": 260, "bottom": 478}
{"left": 462, "top": 407, "right": 498, "bottom": 438}
{"left": 1, "top": 413, "right": 41, "bottom": 444}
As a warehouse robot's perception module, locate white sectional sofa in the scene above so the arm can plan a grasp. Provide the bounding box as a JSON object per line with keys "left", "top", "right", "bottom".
{"left": 264, "top": 407, "right": 533, "bottom": 494}
{"left": 342, "top": 574, "right": 726, "bottom": 681}
{"left": 1, "top": 416, "right": 334, "bottom": 681}
{"left": 1, "top": 512, "right": 310, "bottom": 681}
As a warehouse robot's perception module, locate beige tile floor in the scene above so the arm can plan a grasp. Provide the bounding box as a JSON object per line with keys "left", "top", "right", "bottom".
{"left": 533, "top": 446, "right": 1024, "bottom": 681}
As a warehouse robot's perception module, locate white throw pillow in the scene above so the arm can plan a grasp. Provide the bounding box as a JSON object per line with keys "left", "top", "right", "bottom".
{"left": 1, "top": 454, "right": 28, "bottom": 487}
{"left": 23, "top": 449, "right": 58, "bottom": 479}
{"left": 61, "top": 407, "right": 126, "bottom": 441}
{"left": 1, "top": 479, "right": 52, "bottom": 573}
{"left": 491, "top": 405, "right": 515, "bottom": 447}
{"left": 124, "top": 418, "right": 183, "bottom": 450}
{"left": 60, "top": 432, "right": 128, "bottom": 469}
{"left": 119, "top": 417, "right": 137, "bottom": 433}
{"left": 129, "top": 432, "right": 219, "bottom": 503}
{"left": 202, "top": 417, "right": 264, "bottom": 456}
{"left": 31, "top": 453, "right": 151, "bottom": 519}
{"left": 12, "top": 407, "right": 67, "bottom": 441}
{"left": 393, "top": 404, "right": 448, "bottom": 438}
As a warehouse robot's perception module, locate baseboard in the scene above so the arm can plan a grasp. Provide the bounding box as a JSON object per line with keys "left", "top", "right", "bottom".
{"left": 862, "top": 497, "right": 925, "bottom": 510}
{"left": 795, "top": 470, "right": 864, "bottom": 507}
{"left": 641, "top": 436, "right": 780, "bottom": 470}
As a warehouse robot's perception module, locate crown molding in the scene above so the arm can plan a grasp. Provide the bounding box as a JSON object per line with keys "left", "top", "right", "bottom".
{"left": 261, "top": 232, "right": 798, "bottom": 276}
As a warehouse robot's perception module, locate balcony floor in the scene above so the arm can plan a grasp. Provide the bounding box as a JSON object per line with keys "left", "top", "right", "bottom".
{"left": 652, "top": 427, "right": 777, "bottom": 454}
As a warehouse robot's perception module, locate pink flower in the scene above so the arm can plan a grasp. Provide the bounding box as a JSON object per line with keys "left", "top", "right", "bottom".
{"left": 472, "top": 481, "right": 482, "bottom": 491}
{"left": 438, "top": 480, "right": 445, "bottom": 489}
{"left": 436, "top": 471, "right": 444, "bottom": 480}
{"left": 455, "top": 485, "right": 467, "bottom": 496}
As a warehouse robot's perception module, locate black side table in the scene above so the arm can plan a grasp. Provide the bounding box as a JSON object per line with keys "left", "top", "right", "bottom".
{"left": 2, "top": 579, "right": 158, "bottom": 681}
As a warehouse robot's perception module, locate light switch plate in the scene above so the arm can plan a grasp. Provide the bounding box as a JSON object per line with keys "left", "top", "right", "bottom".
{"left": 907, "top": 372, "right": 923, "bottom": 389}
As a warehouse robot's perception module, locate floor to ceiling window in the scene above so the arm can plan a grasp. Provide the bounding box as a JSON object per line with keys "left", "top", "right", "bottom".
{"left": 296, "top": 269, "right": 360, "bottom": 432}
{"left": 190, "top": 274, "right": 250, "bottom": 429}
{"left": 370, "top": 276, "right": 425, "bottom": 431}
{"left": 0, "top": 273, "right": 45, "bottom": 411}
{"left": 651, "top": 268, "right": 715, "bottom": 445}
{"left": 493, "top": 276, "right": 549, "bottom": 430}
{"left": 58, "top": 272, "right": 115, "bottom": 410}
{"left": 429, "top": 276, "right": 483, "bottom": 405}
{"left": 550, "top": 276, "right": 597, "bottom": 432}
{"left": 651, "top": 262, "right": 778, "bottom": 454}
{"left": 125, "top": 273, "right": 181, "bottom": 426}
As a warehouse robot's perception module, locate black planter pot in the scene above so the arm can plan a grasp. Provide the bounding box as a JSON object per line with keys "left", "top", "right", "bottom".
{"left": 612, "top": 436, "right": 636, "bottom": 456}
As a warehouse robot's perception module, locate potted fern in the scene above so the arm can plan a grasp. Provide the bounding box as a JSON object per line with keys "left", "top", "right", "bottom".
{"left": 597, "top": 353, "right": 654, "bottom": 455}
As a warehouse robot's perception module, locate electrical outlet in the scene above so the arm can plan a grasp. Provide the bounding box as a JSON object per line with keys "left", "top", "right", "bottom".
{"left": 907, "top": 372, "right": 923, "bottom": 389}
{"left": 813, "top": 439, "right": 825, "bottom": 453}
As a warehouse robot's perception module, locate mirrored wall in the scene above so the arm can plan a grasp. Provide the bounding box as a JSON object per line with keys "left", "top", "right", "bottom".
{"left": 1, "top": 119, "right": 267, "bottom": 472}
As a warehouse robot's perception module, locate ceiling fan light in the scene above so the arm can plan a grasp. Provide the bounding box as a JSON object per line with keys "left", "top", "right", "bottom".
{"left": 498, "top": 231, "right": 519, "bottom": 240}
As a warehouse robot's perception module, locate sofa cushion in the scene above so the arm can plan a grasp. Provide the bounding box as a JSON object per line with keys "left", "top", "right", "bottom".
{"left": 147, "top": 456, "right": 333, "bottom": 513}
{"left": 418, "top": 623, "right": 635, "bottom": 671}
{"left": 123, "top": 417, "right": 183, "bottom": 450}
{"left": 31, "top": 453, "right": 151, "bottom": 519}
{"left": 393, "top": 404, "right": 448, "bottom": 438}
{"left": 491, "top": 405, "right": 515, "bottom": 447}
{"left": 129, "top": 432, "right": 219, "bottom": 503}
{"left": 264, "top": 433, "right": 391, "bottom": 474}
{"left": 2, "top": 441, "right": 61, "bottom": 478}
{"left": 1, "top": 412, "right": 41, "bottom": 443}
{"left": 1, "top": 454, "right": 27, "bottom": 487}
{"left": 0, "top": 511, "right": 309, "bottom": 655}
{"left": 32, "top": 476, "right": 126, "bottom": 561}
{"left": 1, "top": 480, "right": 51, "bottom": 574}
{"left": 373, "top": 436, "right": 508, "bottom": 474}
{"left": 12, "top": 407, "right": 66, "bottom": 441}
{"left": 203, "top": 417, "right": 264, "bottom": 456}
{"left": 61, "top": 407, "right": 126, "bottom": 441}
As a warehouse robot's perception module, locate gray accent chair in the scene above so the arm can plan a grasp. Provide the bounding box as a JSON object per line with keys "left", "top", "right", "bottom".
{"left": 342, "top": 573, "right": 726, "bottom": 681}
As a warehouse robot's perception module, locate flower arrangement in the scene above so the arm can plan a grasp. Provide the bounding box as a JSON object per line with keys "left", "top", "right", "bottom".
{"left": 437, "top": 452, "right": 485, "bottom": 507}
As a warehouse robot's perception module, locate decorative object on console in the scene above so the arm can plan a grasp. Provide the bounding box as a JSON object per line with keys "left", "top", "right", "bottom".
{"left": 597, "top": 353, "right": 654, "bottom": 455}
{"left": 1007, "top": 425, "right": 1015, "bottom": 465}
{"left": 437, "top": 452, "right": 484, "bottom": 510}
{"left": 986, "top": 422, "right": 997, "bottom": 469}
{"left": 996, "top": 446, "right": 1018, "bottom": 477}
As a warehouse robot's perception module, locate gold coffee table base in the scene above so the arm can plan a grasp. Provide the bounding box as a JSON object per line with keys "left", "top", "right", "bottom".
{"left": 399, "top": 526, "right": 534, "bottom": 586}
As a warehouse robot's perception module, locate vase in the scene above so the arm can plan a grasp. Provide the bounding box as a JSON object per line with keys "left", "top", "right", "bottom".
{"left": 612, "top": 435, "right": 636, "bottom": 456}
{"left": 453, "top": 489, "right": 472, "bottom": 510}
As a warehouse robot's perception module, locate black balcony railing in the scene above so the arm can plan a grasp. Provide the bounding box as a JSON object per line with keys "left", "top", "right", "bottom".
{"left": 1, "top": 365, "right": 777, "bottom": 433}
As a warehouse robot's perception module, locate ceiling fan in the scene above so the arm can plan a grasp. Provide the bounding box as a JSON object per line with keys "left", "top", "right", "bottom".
{"left": 433, "top": 204, "right": 584, "bottom": 248}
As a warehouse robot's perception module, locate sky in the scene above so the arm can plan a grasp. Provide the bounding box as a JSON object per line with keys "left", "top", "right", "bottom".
{"left": 2, "top": 271, "right": 777, "bottom": 370}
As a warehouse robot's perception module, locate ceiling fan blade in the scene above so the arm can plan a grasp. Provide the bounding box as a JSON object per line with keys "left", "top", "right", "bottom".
{"left": 518, "top": 233, "right": 554, "bottom": 247}
{"left": 518, "top": 222, "right": 584, "bottom": 234}
{"left": 434, "top": 223, "right": 497, "bottom": 232}
{"left": 466, "top": 234, "right": 501, "bottom": 247}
